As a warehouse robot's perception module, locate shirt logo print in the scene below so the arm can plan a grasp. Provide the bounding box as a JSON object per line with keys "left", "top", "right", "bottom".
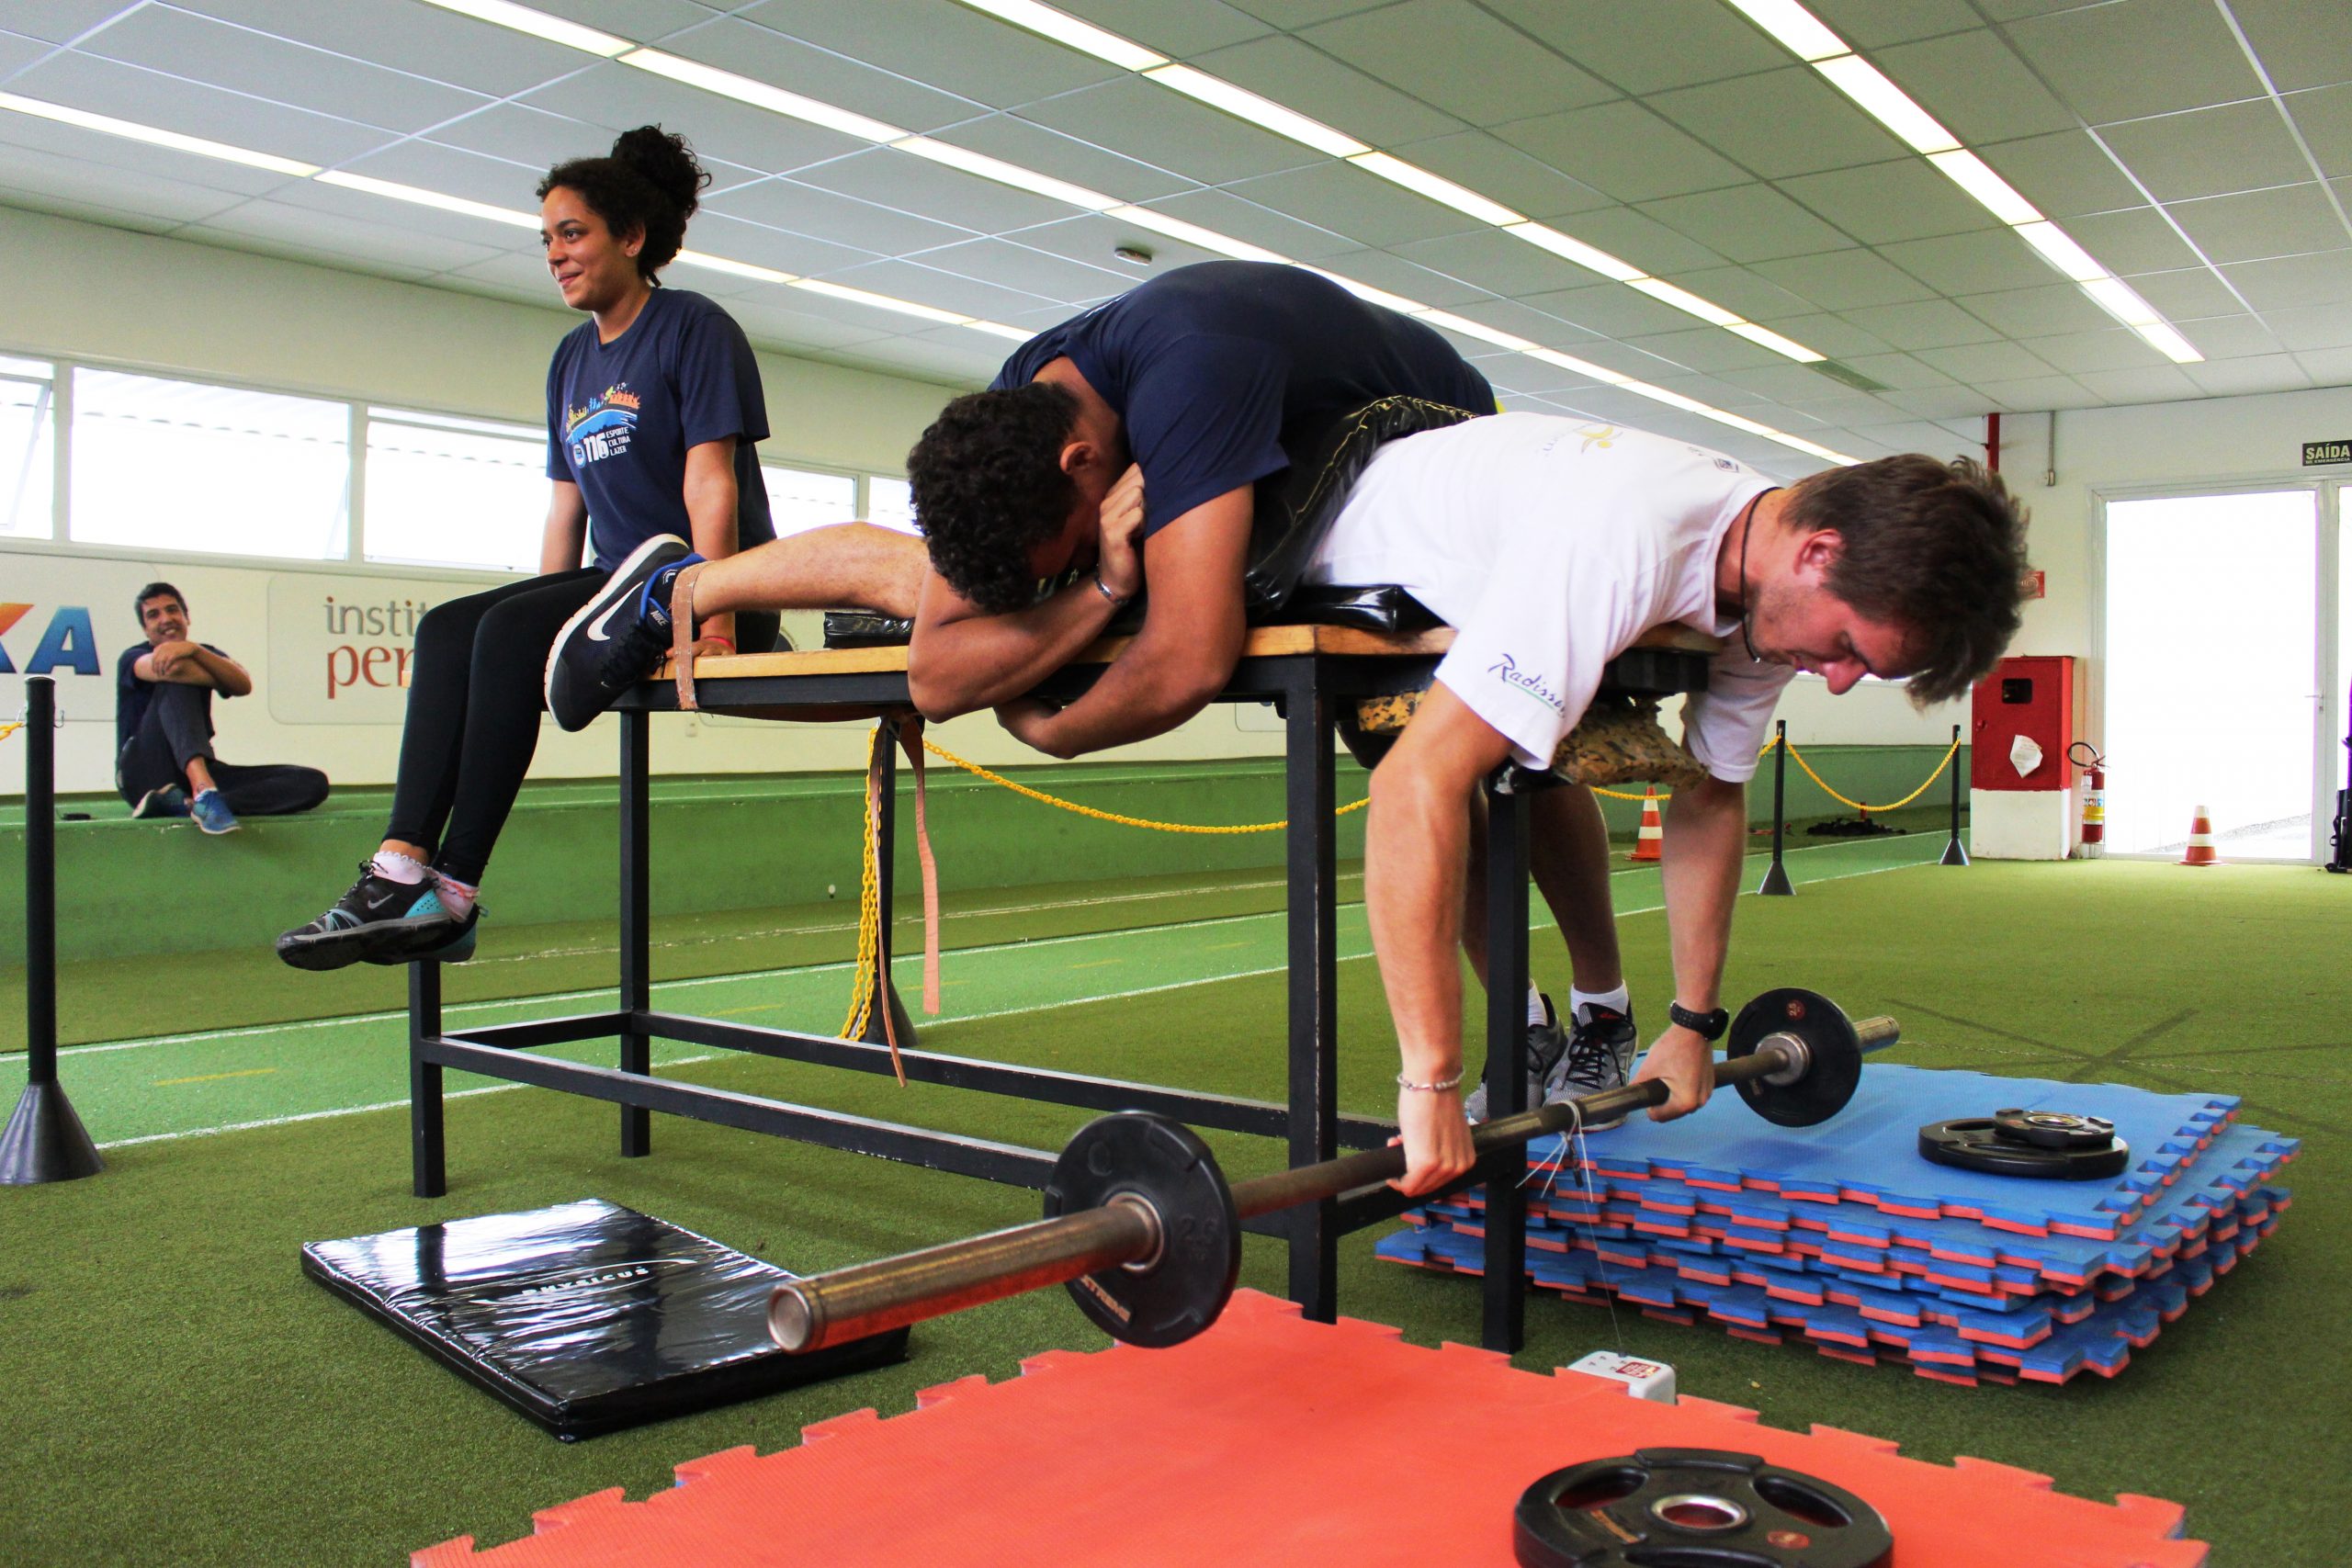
{"left": 566, "top": 385, "right": 640, "bottom": 468}
{"left": 1487, "top": 653, "right": 1566, "bottom": 714}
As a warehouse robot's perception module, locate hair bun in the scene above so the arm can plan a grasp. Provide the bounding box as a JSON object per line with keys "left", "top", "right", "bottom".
{"left": 610, "top": 125, "right": 706, "bottom": 221}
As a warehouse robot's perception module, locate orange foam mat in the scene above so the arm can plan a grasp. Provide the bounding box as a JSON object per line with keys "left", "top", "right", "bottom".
{"left": 415, "top": 1290, "right": 2204, "bottom": 1568}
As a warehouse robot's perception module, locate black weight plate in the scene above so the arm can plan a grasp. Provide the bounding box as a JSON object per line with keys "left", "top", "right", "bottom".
{"left": 1919, "top": 1118, "right": 2132, "bottom": 1180}
{"left": 1725, "top": 987, "right": 1861, "bottom": 1128}
{"left": 1042, "top": 1111, "right": 1239, "bottom": 1348}
{"left": 1514, "top": 1447, "right": 1894, "bottom": 1568}
{"left": 1992, "top": 1107, "right": 2117, "bottom": 1151}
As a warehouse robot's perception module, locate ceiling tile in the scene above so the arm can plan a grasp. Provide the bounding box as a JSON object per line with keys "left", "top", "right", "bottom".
{"left": 1646, "top": 67, "right": 1909, "bottom": 179}
{"left": 1016, "top": 75, "right": 1325, "bottom": 186}
{"left": 2118, "top": 267, "right": 2245, "bottom": 320}
{"left": 1840, "top": 299, "right": 2005, "bottom": 349}
{"left": 1225, "top": 0, "right": 1394, "bottom": 27}
{"left": 1302, "top": 0, "right": 1616, "bottom": 128}
{"left": 1302, "top": 245, "right": 1490, "bottom": 308}
{"left": 1977, "top": 130, "right": 2146, "bottom": 219}
{"left": 175, "top": 0, "right": 591, "bottom": 99}
{"left": 0, "top": 141, "right": 249, "bottom": 229}
{"left": 339, "top": 139, "right": 547, "bottom": 212}
{"left": 423, "top": 104, "right": 637, "bottom": 185}
{"left": 1778, "top": 159, "right": 1999, "bottom": 246}
{"left": 2229, "top": 0, "right": 2352, "bottom": 94}
{"left": 681, "top": 207, "right": 884, "bottom": 276}
{"left": 1736, "top": 314, "right": 1893, "bottom": 359}
{"left": 720, "top": 175, "right": 978, "bottom": 256}
{"left": 1668, "top": 265, "right": 1820, "bottom": 322}
{"left": 2003, "top": 0, "right": 2266, "bottom": 124}
{"left": 655, "top": 16, "right": 984, "bottom": 136}
{"left": 1053, "top": 0, "right": 1275, "bottom": 58}
{"left": 1116, "top": 183, "right": 1362, "bottom": 258}
{"left": 1838, "top": 419, "right": 1973, "bottom": 456}
{"left": 521, "top": 62, "right": 875, "bottom": 177}
{"left": 1011, "top": 209, "right": 1272, "bottom": 276}
{"left": 440, "top": 251, "right": 569, "bottom": 306}
{"left": 1805, "top": 0, "right": 1984, "bottom": 48}
{"left": 1833, "top": 353, "right": 1956, "bottom": 390}
{"left": 2283, "top": 84, "right": 2352, "bottom": 181}
{"left": 2165, "top": 312, "right": 2285, "bottom": 358}
{"left": 2169, "top": 183, "right": 2352, "bottom": 265}
{"left": 1913, "top": 339, "right": 2060, "bottom": 382}
{"left": 1518, "top": 281, "right": 1711, "bottom": 340}
{"left": 1385, "top": 130, "right": 1613, "bottom": 222}
{"left": 741, "top": 0, "right": 1124, "bottom": 110}
{"left": 9, "top": 50, "right": 390, "bottom": 165}
{"left": 2291, "top": 345, "right": 2352, "bottom": 381}
{"left": 922, "top": 114, "right": 1193, "bottom": 206}
{"left": 0, "top": 2, "right": 128, "bottom": 45}
{"left": 1886, "top": 386, "right": 2001, "bottom": 420}
{"left": 2259, "top": 300, "right": 2352, "bottom": 351}
{"left": 2018, "top": 328, "right": 2167, "bottom": 375}
{"left": 1493, "top": 99, "right": 1747, "bottom": 204}
{"left": 1971, "top": 374, "right": 2099, "bottom": 410}
{"left": 1951, "top": 282, "right": 2119, "bottom": 337}
{"left": 1872, "top": 28, "right": 2078, "bottom": 144}
{"left": 1537, "top": 205, "right": 1729, "bottom": 276}
{"left": 0, "top": 27, "right": 44, "bottom": 73}
{"left": 1748, "top": 247, "right": 1941, "bottom": 310}
{"left": 1879, "top": 228, "right": 2060, "bottom": 295}
{"left": 1639, "top": 182, "right": 1856, "bottom": 264}
{"left": 825, "top": 257, "right": 1068, "bottom": 322}
{"left": 2070, "top": 365, "right": 2203, "bottom": 403}
{"left": 2221, "top": 248, "right": 2352, "bottom": 310}
{"left": 2062, "top": 205, "right": 2206, "bottom": 276}
{"left": 909, "top": 235, "right": 1137, "bottom": 307}
{"left": 1615, "top": 327, "right": 1785, "bottom": 377}
{"left": 2182, "top": 354, "right": 2313, "bottom": 395}
{"left": 1718, "top": 362, "right": 1877, "bottom": 403}
{"left": 183, "top": 220, "right": 442, "bottom": 284}
{"left": 2099, "top": 100, "right": 2311, "bottom": 203}
{"left": 1389, "top": 226, "right": 1609, "bottom": 297}
{"left": 193, "top": 194, "right": 507, "bottom": 275}
{"left": 720, "top": 297, "right": 899, "bottom": 353}
{"left": 787, "top": 143, "right": 1082, "bottom": 236}
{"left": 0, "top": 108, "right": 297, "bottom": 197}
{"left": 537, "top": 1, "right": 723, "bottom": 44}
{"left": 1191, "top": 33, "right": 1457, "bottom": 149}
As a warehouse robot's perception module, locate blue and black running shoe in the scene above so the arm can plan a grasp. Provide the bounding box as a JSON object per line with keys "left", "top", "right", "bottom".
{"left": 275, "top": 863, "right": 459, "bottom": 971}
{"left": 545, "top": 535, "right": 698, "bottom": 732}
{"left": 367, "top": 899, "right": 481, "bottom": 966}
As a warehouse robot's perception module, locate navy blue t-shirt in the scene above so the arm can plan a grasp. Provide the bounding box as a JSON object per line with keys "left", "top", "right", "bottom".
{"left": 546, "top": 288, "right": 777, "bottom": 571}
{"left": 116, "top": 642, "right": 230, "bottom": 753}
{"left": 990, "top": 261, "right": 1495, "bottom": 536}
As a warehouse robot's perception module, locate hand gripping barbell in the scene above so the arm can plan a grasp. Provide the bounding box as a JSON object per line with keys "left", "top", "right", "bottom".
{"left": 770, "top": 987, "right": 1898, "bottom": 1354}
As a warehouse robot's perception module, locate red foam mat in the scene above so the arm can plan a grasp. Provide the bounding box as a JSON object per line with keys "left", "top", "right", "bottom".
{"left": 415, "top": 1291, "right": 2203, "bottom": 1567}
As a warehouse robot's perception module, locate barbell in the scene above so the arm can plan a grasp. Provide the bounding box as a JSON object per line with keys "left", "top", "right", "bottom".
{"left": 769, "top": 987, "right": 1898, "bottom": 1354}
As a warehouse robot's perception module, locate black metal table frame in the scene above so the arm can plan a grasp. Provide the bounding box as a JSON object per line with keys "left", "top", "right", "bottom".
{"left": 406, "top": 643, "right": 1704, "bottom": 1353}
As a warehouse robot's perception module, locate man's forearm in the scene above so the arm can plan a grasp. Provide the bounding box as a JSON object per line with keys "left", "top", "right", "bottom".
{"left": 1365, "top": 768, "right": 1471, "bottom": 1082}
{"left": 910, "top": 578, "right": 1122, "bottom": 719}
{"left": 1013, "top": 635, "right": 1228, "bottom": 757}
{"left": 1658, "top": 775, "right": 1747, "bottom": 1010}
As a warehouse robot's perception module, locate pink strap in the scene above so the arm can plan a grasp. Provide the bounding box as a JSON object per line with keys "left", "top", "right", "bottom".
{"left": 895, "top": 714, "right": 942, "bottom": 1016}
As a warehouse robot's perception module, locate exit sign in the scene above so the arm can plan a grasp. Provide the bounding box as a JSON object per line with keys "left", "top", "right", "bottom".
{"left": 2305, "top": 439, "right": 2352, "bottom": 466}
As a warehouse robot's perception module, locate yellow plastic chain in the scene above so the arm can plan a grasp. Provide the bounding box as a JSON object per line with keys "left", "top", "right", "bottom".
{"left": 1783, "top": 735, "right": 1962, "bottom": 814}
{"left": 0, "top": 722, "right": 19, "bottom": 742}
{"left": 921, "top": 737, "right": 1369, "bottom": 834}
{"left": 838, "top": 722, "right": 887, "bottom": 1042}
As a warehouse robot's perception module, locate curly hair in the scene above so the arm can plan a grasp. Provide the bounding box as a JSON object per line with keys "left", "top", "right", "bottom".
{"left": 908, "top": 382, "right": 1081, "bottom": 614}
{"left": 1786, "top": 454, "right": 2030, "bottom": 706}
{"left": 537, "top": 126, "right": 707, "bottom": 281}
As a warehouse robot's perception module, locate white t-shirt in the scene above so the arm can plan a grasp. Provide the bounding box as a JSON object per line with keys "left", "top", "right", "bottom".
{"left": 1304, "top": 412, "right": 1792, "bottom": 780}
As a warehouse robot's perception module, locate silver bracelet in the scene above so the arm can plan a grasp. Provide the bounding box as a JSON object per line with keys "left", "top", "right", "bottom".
{"left": 1396, "top": 1069, "right": 1464, "bottom": 1093}
{"left": 1091, "top": 572, "right": 1131, "bottom": 607}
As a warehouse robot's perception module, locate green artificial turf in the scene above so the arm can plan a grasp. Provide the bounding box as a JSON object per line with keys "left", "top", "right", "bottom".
{"left": 2, "top": 857, "right": 2337, "bottom": 1563}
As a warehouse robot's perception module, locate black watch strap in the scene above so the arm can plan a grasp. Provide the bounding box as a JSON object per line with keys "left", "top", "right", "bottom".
{"left": 1668, "top": 1002, "right": 1731, "bottom": 1042}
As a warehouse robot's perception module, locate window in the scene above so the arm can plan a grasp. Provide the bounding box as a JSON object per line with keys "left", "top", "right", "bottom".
{"left": 71, "top": 367, "right": 349, "bottom": 559}
{"left": 365, "top": 408, "right": 547, "bottom": 573}
{"left": 867, "top": 474, "right": 917, "bottom": 535}
{"left": 0, "top": 355, "right": 54, "bottom": 539}
{"left": 762, "top": 463, "right": 857, "bottom": 537}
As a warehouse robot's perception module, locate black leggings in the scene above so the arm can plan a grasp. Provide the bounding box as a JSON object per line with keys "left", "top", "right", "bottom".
{"left": 384, "top": 569, "right": 775, "bottom": 884}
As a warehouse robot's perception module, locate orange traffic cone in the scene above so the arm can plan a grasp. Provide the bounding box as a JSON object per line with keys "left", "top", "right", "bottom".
{"left": 2179, "top": 805, "right": 2220, "bottom": 866}
{"left": 1630, "top": 786, "right": 1664, "bottom": 863}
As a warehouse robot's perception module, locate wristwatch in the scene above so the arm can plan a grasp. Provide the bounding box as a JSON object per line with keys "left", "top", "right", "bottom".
{"left": 1667, "top": 1002, "right": 1731, "bottom": 1042}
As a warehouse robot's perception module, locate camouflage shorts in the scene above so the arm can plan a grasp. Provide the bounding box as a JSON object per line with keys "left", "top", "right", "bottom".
{"left": 1347, "top": 688, "right": 1707, "bottom": 790}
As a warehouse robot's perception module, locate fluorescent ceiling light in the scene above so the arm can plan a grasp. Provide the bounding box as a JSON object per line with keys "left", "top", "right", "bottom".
{"left": 1347, "top": 152, "right": 1525, "bottom": 227}
{"left": 2015, "top": 220, "right": 2106, "bottom": 283}
{"left": 1107, "top": 206, "right": 1289, "bottom": 264}
{"left": 414, "top": 0, "right": 629, "bottom": 55}
{"left": 954, "top": 0, "right": 1165, "bottom": 72}
{"left": 2132, "top": 321, "right": 2203, "bottom": 365}
{"left": 964, "top": 320, "right": 1037, "bottom": 343}
{"left": 1776, "top": 434, "right": 1858, "bottom": 464}
{"left": 1414, "top": 310, "right": 1537, "bottom": 354}
{"left": 1627, "top": 277, "right": 1743, "bottom": 327}
{"left": 789, "top": 278, "right": 974, "bottom": 325}
{"left": 1141, "top": 64, "right": 1368, "bottom": 157}
{"left": 1813, "top": 55, "right": 1959, "bottom": 154}
{"left": 894, "top": 136, "right": 1118, "bottom": 209}
{"left": 622, "top": 50, "right": 907, "bottom": 143}
{"left": 1525, "top": 347, "right": 1629, "bottom": 384}
{"left": 673, "top": 249, "right": 797, "bottom": 285}
{"left": 1720, "top": 0, "right": 1849, "bottom": 62}
{"left": 2079, "top": 276, "right": 2162, "bottom": 328}
{"left": 1925, "top": 149, "right": 2041, "bottom": 226}
{"left": 1501, "top": 222, "right": 1643, "bottom": 282}
{"left": 1305, "top": 269, "right": 1428, "bottom": 315}
{"left": 316, "top": 171, "right": 537, "bottom": 227}
{"left": 1724, "top": 321, "right": 1826, "bottom": 363}
{"left": 0, "top": 92, "right": 319, "bottom": 177}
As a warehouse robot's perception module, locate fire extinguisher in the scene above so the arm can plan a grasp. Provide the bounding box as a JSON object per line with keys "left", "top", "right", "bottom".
{"left": 2069, "top": 740, "right": 2104, "bottom": 858}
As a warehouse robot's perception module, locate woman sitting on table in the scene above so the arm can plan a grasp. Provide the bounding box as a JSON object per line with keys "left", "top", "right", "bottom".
{"left": 276, "top": 126, "right": 780, "bottom": 970}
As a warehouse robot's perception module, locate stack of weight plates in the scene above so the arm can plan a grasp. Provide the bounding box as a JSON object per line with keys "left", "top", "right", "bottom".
{"left": 1379, "top": 1065, "right": 2297, "bottom": 1386}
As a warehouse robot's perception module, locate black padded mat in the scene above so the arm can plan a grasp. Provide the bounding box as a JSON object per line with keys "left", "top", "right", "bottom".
{"left": 302, "top": 1198, "right": 907, "bottom": 1439}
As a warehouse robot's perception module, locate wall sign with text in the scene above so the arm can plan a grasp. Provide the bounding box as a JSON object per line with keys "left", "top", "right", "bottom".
{"left": 2304, "top": 439, "right": 2352, "bottom": 466}
{"left": 266, "top": 572, "right": 481, "bottom": 725}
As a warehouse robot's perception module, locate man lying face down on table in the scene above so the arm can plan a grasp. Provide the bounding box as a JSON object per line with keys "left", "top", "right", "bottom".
{"left": 1296, "top": 412, "right": 2030, "bottom": 1196}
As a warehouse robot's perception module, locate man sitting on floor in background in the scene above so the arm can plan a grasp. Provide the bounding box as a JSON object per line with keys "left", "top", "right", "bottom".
{"left": 1313, "top": 414, "right": 2029, "bottom": 1196}
{"left": 117, "top": 581, "right": 329, "bottom": 834}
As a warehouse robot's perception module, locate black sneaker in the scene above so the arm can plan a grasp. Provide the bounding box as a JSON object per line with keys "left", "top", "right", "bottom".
{"left": 545, "top": 535, "right": 698, "bottom": 732}
{"left": 1464, "top": 994, "right": 1568, "bottom": 1122}
{"left": 1543, "top": 1004, "right": 1635, "bottom": 1128}
{"left": 275, "top": 863, "right": 460, "bottom": 971}
{"left": 130, "top": 784, "right": 188, "bottom": 819}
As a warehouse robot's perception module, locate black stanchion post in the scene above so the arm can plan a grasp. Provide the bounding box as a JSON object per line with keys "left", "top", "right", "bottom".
{"left": 0, "top": 674, "right": 103, "bottom": 1183}
{"left": 1940, "top": 722, "right": 1970, "bottom": 867}
{"left": 1757, "top": 718, "right": 1792, "bottom": 897}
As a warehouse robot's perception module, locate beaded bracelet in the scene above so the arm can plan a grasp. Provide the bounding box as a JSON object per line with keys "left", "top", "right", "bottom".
{"left": 1396, "top": 1069, "right": 1464, "bottom": 1093}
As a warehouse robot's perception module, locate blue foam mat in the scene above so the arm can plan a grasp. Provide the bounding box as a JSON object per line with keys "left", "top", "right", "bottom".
{"left": 1523, "top": 1063, "right": 2236, "bottom": 1236}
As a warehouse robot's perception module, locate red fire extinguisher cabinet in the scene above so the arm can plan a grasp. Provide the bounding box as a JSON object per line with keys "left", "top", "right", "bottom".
{"left": 1971, "top": 655, "right": 2075, "bottom": 793}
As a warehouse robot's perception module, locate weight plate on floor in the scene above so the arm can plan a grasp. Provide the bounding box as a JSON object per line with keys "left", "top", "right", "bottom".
{"left": 1919, "top": 1118, "right": 2132, "bottom": 1180}
{"left": 1042, "top": 1111, "right": 1239, "bottom": 1349}
{"left": 1514, "top": 1447, "right": 1894, "bottom": 1567}
{"left": 1725, "top": 987, "right": 1862, "bottom": 1127}
{"left": 1991, "top": 1107, "right": 2118, "bottom": 1151}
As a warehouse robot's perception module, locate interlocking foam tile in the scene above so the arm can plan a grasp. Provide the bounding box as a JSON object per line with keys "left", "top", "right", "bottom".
{"left": 1524, "top": 1064, "right": 2237, "bottom": 1237}
{"left": 413, "top": 1290, "right": 2206, "bottom": 1567}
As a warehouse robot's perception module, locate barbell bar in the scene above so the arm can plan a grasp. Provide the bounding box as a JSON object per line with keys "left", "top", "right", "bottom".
{"left": 770, "top": 987, "right": 1897, "bottom": 1355}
